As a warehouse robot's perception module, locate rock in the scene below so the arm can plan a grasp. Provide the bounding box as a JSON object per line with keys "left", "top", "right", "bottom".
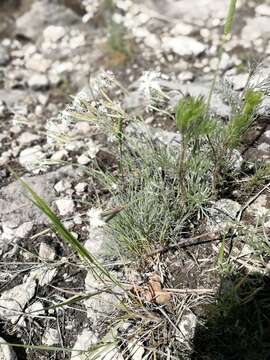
{"left": 247, "top": 194, "right": 270, "bottom": 228}
{"left": 75, "top": 182, "right": 88, "bottom": 194}
{"left": 170, "top": 22, "right": 194, "bottom": 36}
{"left": 24, "top": 301, "right": 45, "bottom": 319}
{"left": 84, "top": 208, "right": 108, "bottom": 256}
{"left": 178, "top": 71, "right": 194, "bottom": 82}
{"left": 166, "top": 79, "right": 230, "bottom": 118}
{"left": 86, "top": 139, "right": 100, "bottom": 159}
{"left": 84, "top": 271, "right": 121, "bottom": 325}
{"left": 17, "top": 132, "right": 40, "bottom": 146}
{"left": 208, "top": 199, "right": 241, "bottom": 233}
{"left": 16, "top": 1, "right": 80, "bottom": 40}
{"left": 42, "top": 328, "right": 60, "bottom": 346}
{"left": 54, "top": 179, "right": 72, "bottom": 193}
{"left": 15, "top": 221, "right": 33, "bottom": 239}
{"left": 158, "top": 0, "right": 228, "bottom": 23}
{"left": 25, "top": 53, "right": 51, "bottom": 73}
{"left": 176, "top": 312, "right": 197, "bottom": 345}
{"left": 77, "top": 154, "right": 91, "bottom": 165}
{"left": 255, "top": 4, "right": 270, "bottom": 17}
{"left": 43, "top": 25, "right": 66, "bottom": 43}
{"left": 51, "top": 149, "right": 68, "bottom": 161}
{"left": 19, "top": 145, "right": 46, "bottom": 172}
{"left": 0, "top": 277, "right": 36, "bottom": 323}
{"left": 230, "top": 149, "right": 243, "bottom": 171}
{"left": 163, "top": 36, "right": 207, "bottom": 57}
{"left": 0, "top": 45, "right": 10, "bottom": 66}
{"left": 29, "top": 266, "right": 57, "bottom": 286}
{"left": 71, "top": 328, "right": 98, "bottom": 360}
{"left": 39, "top": 243, "right": 56, "bottom": 261}
{"left": 0, "top": 166, "right": 80, "bottom": 226}
{"left": 55, "top": 198, "right": 75, "bottom": 216}
{"left": 28, "top": 73, "right": 49, "bottom": 90}
{"left": 0, "top": 336, "right": 17, "bottom": 360}
{"left": 242, "top": 17, "right": 270, "bottom": 42}
{"left": 227, "top": 73, "right": 249, "bottom": 91}
{"left": 0, "top": 100, "right": 9, "bottom": 119}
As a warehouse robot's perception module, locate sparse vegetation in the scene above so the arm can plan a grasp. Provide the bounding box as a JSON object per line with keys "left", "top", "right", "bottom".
{"left": 5, "top": 0, "right": 270, "bottom": 359}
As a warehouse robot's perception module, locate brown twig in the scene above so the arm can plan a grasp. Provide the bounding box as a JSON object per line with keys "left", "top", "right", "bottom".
{"left": 145, "top": 232, "right": 220, "bottom": 257}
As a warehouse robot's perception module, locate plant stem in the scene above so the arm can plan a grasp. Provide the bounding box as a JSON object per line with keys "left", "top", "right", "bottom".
{"left": 206, "top": 0, "right": 237, "bottom": 114}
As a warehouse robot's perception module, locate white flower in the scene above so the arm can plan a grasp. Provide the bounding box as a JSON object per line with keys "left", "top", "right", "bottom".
{"left": 46, "top": 112, "right": 74, "bottom": 148}
{"left": 138, "top": 71, "right": 163, "bottom": 102}
{"left": 90, "top": 70, "right": 116, "bottom": 96}
{"left": 87, "top": 208, "right": 105, "bottom": 228}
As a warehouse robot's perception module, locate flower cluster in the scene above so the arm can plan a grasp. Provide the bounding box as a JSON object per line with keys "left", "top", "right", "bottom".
{"left": 137, "top": 71, "right": 167, "bottom": 111}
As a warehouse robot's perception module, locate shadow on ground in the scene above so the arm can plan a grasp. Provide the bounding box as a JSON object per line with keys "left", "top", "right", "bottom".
{"left": 192, "top": 272, "right": 270, "bottom": 360}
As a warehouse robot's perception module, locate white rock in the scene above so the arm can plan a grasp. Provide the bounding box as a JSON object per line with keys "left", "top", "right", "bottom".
{"left": 242, "top": 17, "right": 270, "bottom": 42}
{"left": 39, "top": 243, "right": 56, "bottom": 261}
{"left": 264, "top": 130, "right": 270, "bottom": 139}
{"left": 77, "top": 154, "right": 91, "bottom": 165}
{"left": 230, "top": 149, "right": 243, "bottom": 171}
{"left": 170, "top": 23, "right": 194, "bottom": 36}
{"left": 84, "top": 272, "right": 120, "bottom": 324}
{"left": 29, "top": 266, "right": 57, "bottom": 286}
{"left": 24, "top": 301, "right": 45, "bottom": 318}
{"left": 163, "top": 36, "right": 207, "bottom": 56}
{"left": 178, "top": 71, "right": 194, "bottom": 82}
{"left": 0, "top": 336, "right": 17, "bottom": 360}
{"left": 208, "top": 199, "right": 241, "bottom": 233}
{"left": 255, "top": 4, "right": 270, "bottom": 17}
{"left": 43, "top": 25, "right": 66, "bottom": 43}
{"left": 75, "top": 122, "right": 91, "bottom": 134}
{"left": 87, "top": 139, "right": 100, "bottom": 159}
{"left": 71, "top": 329, "right": 98, "bottom": 360}
{"left": 19, "top": 145, "right": 46, "bottom": 172}
{"left": 25, "top": 53, "right": 51, "bottom": 73}
{"left": 28, "top": 74, "right": 49, "bottom": 90}
{"left": 0, "top": 277, "right": 36, "bottom": 323}
{"left": 42, "top": 328, "right": 60, "bottom": 346}
{"left": 55, "top": 198, "right": 75, "bottom": 216}
{"left": 75, "top": 182, "right": 88, "bottom": 194}
{"left": 15, "top": 221, "right": 33, "bottom": 238}
{"left": 248, "top": 194, "right": 270, "bottom": 218}
{"left": 54, "top": 179, "right": 72, "bottom": 193}
{"left": 258, "top": 143, "right": 270, "bottom": 152}
{"left": 176, "top": 312, "right": 197, "bottom": 344}
{"left": 51, "top": 149, "right": 68, "bottom": 161}
{"left": 18, "top": 132, "right": 40, "bottom": 146}
{"left": 74, "top": 214, "right": 82, "bottom": 225}
{"left": 227, "top": 73, "right": 249, "bottom": 91}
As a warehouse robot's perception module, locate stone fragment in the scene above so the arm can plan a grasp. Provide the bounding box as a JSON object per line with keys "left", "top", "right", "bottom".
{"left": 39, "top": 243, "right": 56, "bottom": 261}
{"left": 28, "top": 74, "right": 49, "bottom": 90}
{"left": 17, "top": 132, "right": 40, "bottom": 146}
{"left": 15, "top": 221, "right": 33, "bottom": 239}
{"left": 71, "top": 328, "right": 98, "bottom": 360}
{"left": 42, "top": 328, "right": 60, "bottom": 346}
{"left": 176, "top": 312, "right": 197, "bottom": 344}
{"left": 163, "top": 36, "right": 207, "bottom": 57}
{"left": 55, "top": 199, "right": 75, "bottom": 216}
{"left": 54, "top": 179, "right": 72, "bottom": 193}
{"left": 0, "top": 45, "right": 10, "bottom": 66}
{"left": 19, "top": 145, "right": 46, "bottom": 172}
{"left": 0, "top": 277, "right": 36, "bottom": 323}
{"left": 0, "top": 336, "right": 17, "bottom": 360}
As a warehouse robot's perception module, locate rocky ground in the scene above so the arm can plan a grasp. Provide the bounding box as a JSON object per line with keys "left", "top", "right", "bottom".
{"left": 0, "top": 0, "right": 270, "bottom": 359}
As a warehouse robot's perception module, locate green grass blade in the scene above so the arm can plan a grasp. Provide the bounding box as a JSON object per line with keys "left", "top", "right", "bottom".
{"left": 13, "top": 172, "right": 123, "bottom": 288}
